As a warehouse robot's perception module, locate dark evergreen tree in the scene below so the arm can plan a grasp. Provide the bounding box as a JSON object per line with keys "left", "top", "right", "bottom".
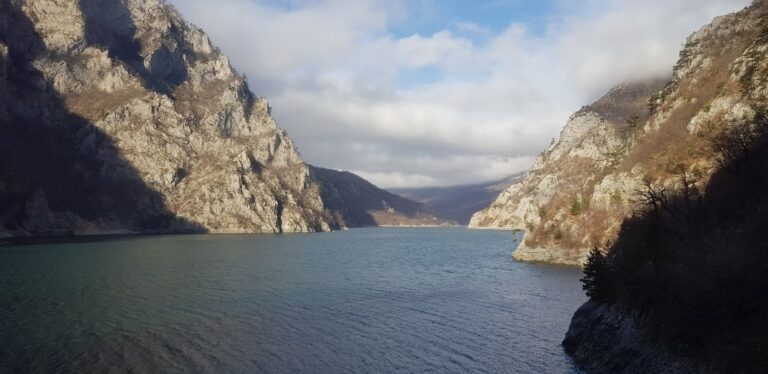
{"left": 581, "top": 246, "right": 611, "bottom": 301}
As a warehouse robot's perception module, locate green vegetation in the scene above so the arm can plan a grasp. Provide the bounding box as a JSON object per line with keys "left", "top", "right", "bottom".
{"left": 609, "top": 191, "right": 622, "bottom": 205}
{"left": 581, "top": 246, "right": 611, "bottom": 300}
{"left": 569, "top": 197, "right": 584, "bottom": 216}
{"left": 673, "top": 39, "right": 700, "bottom": 76}
{"left": 740, "top": 48, "right": 766, "bottom": 89}
{"left": 626, "top": 115, "right": 642, "bottom": 131}
{"left": 537, "top": 207, "right": 549, "bottom": 221}
{"left": 553, "top": 228, "right": 564, "bottom": 242}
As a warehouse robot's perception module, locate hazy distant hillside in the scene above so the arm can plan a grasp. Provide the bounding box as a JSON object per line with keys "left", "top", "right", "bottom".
{"left": 309, "top": 166, "right": 452, "bottom": 227}
{"left": 390, "top": 173, "right": 525, "bottom": 225}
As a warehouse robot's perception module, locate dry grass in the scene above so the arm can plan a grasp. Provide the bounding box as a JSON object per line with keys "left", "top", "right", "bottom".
{"left": 64, "top": 87, "right": 148, "bottom": 121}
{"left": 173, "top": 79, "right": 230, "bottom": 120}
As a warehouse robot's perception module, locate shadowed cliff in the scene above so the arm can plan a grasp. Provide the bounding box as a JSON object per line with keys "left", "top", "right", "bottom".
{"left": 565, "top": 112, "right": 768, "bottom": 373}
{"left": 1, "top": 0, "right": 337, "bottom": 237}
{"left": 0, "top": 1, "right": 204, "bottom": 237}
{"left": 79, "top": 0, "right": 187, "bottom": 96}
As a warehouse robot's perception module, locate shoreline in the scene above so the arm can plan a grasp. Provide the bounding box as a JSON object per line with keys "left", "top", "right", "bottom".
{"left": 563, "top": 300, "right": 698, "bottom": 373}
{"left": 0, "top": 225, "right": 489, "bottom": 246}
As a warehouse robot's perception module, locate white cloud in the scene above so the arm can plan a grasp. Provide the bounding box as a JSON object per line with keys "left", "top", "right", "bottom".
{"left": 456, "top": 21, "right": 490, "bottom": 35}
{"left": 169, "top": 0, "right": 751, "bottom": 188}
{"left": 394, "top": 31, "right": 473, "bottom": 68}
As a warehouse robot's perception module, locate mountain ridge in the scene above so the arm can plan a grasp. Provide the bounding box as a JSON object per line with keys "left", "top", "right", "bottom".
{"left": 310, "top": 165, "right": 453, "bottom": 228}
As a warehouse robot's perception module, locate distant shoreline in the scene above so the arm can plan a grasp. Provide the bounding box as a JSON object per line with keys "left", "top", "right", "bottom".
{"left": 0, "top": 225, "right": 490, "bottom": 247}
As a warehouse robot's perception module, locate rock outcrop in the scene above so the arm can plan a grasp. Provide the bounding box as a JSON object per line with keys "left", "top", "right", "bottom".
{"left": 470, "top": 79, "right": 667, "bottom": 265}
{"left": 310, "top": 166, "right": 452, "bottom": 227}
{"left": 0, "top": 0, "right": 334, "bottom": 236}
{"left": 471, "top": 0, "right": 768, "bottom": 266}
{"left": 562, "top": 301, "right": 700, "bottom": 373}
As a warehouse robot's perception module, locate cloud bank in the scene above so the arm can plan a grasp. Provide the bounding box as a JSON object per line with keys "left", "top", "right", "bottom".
{"left": 168, "top": 0, "right": 750, "bottom": 187}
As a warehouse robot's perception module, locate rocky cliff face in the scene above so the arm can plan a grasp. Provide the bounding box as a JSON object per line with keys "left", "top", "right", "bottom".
{"left": 469, "top": 79, "right": 667, "bottom": 265}
{"left": 0, "top": 0, "right": 334, "bottom": 236}
{"left": 310, "top": 166, "right": 451, "bottom": 227}
{"left": 470, "top": 0, "right": 768, "bottom": 266}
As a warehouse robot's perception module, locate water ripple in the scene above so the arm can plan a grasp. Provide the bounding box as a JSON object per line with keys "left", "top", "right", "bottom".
{"left": 1, "top": 228, "right": 585, "bottom": 373}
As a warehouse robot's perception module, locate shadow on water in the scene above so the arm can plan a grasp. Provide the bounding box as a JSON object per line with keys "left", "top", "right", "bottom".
{"left": 0, "top": 2, "right": 205, "bottom": 236}
{"left": 79, "top": 0, "right": 188, "bottom": 96}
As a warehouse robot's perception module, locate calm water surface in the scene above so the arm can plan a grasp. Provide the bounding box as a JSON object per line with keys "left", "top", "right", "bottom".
{"left": 1, "top": 228, "right": 585, "bottom": 373}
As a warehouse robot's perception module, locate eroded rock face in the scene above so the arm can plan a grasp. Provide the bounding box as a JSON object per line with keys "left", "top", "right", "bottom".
{"left": 469, "top": 79, "right": 666, "bottom": 265}
{"left": 0, "top": 0, "right": 334, "bottom": 235}
{"left": 471, "top": 0, "right": 768, "bottom": 266}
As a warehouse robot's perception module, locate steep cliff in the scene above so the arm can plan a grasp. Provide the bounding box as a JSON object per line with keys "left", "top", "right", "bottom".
{"left": 0, "top": 0, "right": 335, "bottom": 236}
{"left": 564, "top": 1, "right": 768, "bottom": 372}
{"left": 565, "top": 84, "right": 768, "bottom": 374}
{"left": 471, "top": 0, "right": 768, "bottom": 266}
{"left": 310, "top": 166, "right": 451, "bottom": 227}
{"left": 470, "top": 79, "right": 667, "bottom": 265}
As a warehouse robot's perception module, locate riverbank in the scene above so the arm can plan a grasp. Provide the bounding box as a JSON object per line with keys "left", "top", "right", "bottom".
{"left": 562, "top": 300, "right": 700, "bottom": 373}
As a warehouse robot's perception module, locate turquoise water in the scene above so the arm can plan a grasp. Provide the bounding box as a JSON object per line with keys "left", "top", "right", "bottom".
{"left": 1, "top": 228, "right": 585, "bottom": 373}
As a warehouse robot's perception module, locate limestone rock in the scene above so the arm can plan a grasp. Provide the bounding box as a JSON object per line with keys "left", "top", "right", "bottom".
{"left": 471, "top": 0, "right": 768, "bottom": 266}
{"left": 0, "top": 0, "right": 335, "bottom": 236}
{"left": 469, "top": 79, "right": 666, "bottom": 266}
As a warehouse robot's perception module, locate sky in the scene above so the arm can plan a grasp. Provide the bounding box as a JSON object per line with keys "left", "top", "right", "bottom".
{"left": 167, "top": 0, "right": 751, "bottom": 188}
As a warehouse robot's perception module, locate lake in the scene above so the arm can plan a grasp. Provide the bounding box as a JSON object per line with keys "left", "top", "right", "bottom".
{"left": 0, "top": 227, "right": 585, "bottom": 373}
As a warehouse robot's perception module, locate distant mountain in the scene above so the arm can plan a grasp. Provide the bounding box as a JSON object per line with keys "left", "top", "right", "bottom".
{"left": 309, "top": 166, "right": 453, "bottom": 227}
{"left": 390, "top": 173, "right": 526, "bottom": 225}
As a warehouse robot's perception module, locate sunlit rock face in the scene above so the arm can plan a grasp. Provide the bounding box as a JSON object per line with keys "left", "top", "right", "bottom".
{"left": 0, "top": 0, "right": 335, "bottom": 236}
{"left": 471, "top": 0, "right": 768, "bottom": 266}
{"left": 469, "top": 79, "right": 666, "bottom": 265}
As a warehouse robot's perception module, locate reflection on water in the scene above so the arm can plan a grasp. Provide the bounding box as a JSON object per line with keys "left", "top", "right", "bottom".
{"left": 1, "top": 228, "right": 585, "bottom": 373}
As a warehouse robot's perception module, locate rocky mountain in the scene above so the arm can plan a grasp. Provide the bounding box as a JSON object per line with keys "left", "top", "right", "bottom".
{"left": 471, "top": 0, "right": 768, "bottom": 266}
{"left": 391, "top": 172, "right": 525, "bottom": 225}
{"left": 310, "top": 166, "right": 452, "bottom": 227}
{"left": 0, "top": 0, "right": 336, "bottom": 237}
{"left": 562, "top": 0, "right": 768, "bottom": 371}
{"left": 469, "top": 78, "right": 668, "bottom": 265}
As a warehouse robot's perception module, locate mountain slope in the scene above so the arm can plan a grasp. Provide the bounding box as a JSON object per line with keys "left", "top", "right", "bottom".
{"left": 563, "top": 2, "right": 768, "bottom": 370}
{"left": 391, "top": 173, "right": 525, "bottom": 225}
{"left": 472, "top": 0, "right": 768, "bottom": 266}
{"left": 564, "top": 117, "right": 768, "bottom": 372}
{"left": 0, "top": 0, "right": 334, "bottom": 236}
{"left": 469, "top": 78, "right": 668, "bottom": 264}
{"left": 310, "top": 166, "right": 451, "bottom": 227}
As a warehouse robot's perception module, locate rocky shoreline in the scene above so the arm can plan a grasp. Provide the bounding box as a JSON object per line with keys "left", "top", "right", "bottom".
{"left": 512, "top": 242, "right": 585, "bottom": 267}
{"left": 563, "top": 300, "right": 704, "bottom": 373}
